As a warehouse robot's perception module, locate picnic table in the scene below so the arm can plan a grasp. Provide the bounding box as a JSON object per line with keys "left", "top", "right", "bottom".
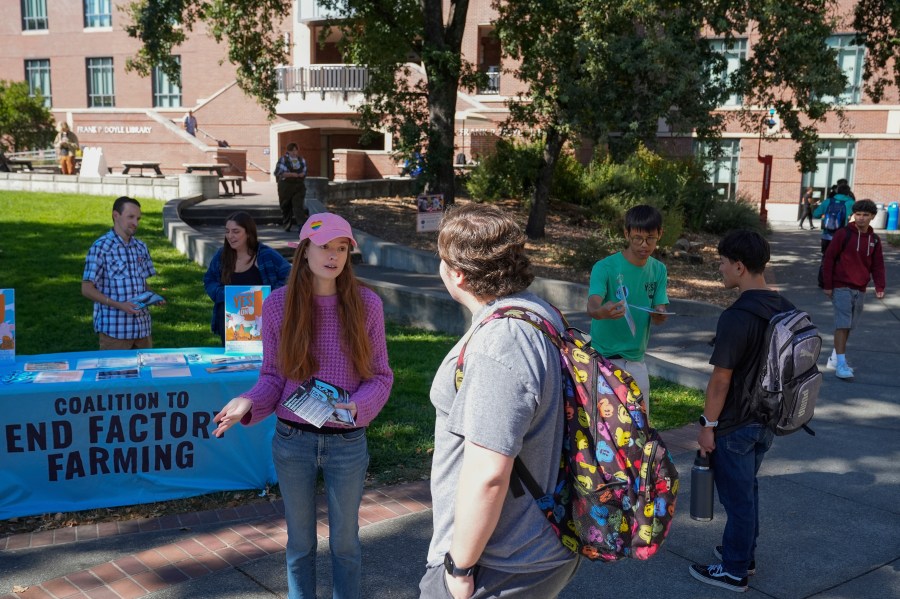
{"left": 183, "top": 163, "right": 225, "bottom": 177}
{"left": 121, "top": 161, "right": 163, "bottom": 176}
{"left": 7, "top": 159, "right": 33, "bottom": 172}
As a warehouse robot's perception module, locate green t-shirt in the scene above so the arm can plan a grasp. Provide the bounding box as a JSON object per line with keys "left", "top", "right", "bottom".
{"left": 588, "top": 252, "right": 669, "bottom": 361}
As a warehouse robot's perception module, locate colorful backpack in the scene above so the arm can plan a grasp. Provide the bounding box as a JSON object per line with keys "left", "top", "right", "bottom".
{"left": 456, "top": 304, "right": 679, "bottom": 562}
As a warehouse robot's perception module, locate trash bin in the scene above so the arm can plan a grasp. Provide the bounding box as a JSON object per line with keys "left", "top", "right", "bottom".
{"left": 888, "top": 202, "right": 899, "bottom": 231}
{"left": 872, "top": 203, "right": 888, "bottom": 230}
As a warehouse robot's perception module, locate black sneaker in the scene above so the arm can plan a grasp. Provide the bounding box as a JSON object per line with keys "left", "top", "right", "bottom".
{"left": 714, "top": 545, "right": 756, "bottom": 575}
{"left": 689, "top": 563, "right": 748, "bottom": 593}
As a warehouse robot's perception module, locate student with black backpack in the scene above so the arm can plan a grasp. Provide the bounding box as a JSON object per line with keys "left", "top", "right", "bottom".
{"left": 690, "top": 230, "right": 796, "bottom": 593}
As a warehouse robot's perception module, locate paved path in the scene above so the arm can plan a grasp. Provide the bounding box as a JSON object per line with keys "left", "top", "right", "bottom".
{"left": 2, "top": 187, "right": 899, "bottom": 598}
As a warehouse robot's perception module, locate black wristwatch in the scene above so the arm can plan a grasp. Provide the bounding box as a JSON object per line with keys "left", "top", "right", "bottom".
{"left": 444, "top": 552, "right": 475, "bottom": 577}
{"left": 699, "top": 415, "right": 719, "bottom": 428}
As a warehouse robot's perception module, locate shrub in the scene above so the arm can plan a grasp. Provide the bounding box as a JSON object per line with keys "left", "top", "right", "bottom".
{"left": 556, "top": 228, "right": 623, "bottom": 274}
{"left": 703, "top": 192, "right": 766, "bottom": 234}
{"left": 465, "top": 138, "right": 543, "bottom": 201}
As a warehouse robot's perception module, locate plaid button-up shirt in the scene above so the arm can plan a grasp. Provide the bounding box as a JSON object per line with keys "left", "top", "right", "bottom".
{"left": 83, "top": 229, "right": 157, "bottom": 340}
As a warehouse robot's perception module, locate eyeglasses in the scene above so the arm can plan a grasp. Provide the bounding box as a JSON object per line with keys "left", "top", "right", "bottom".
{"left": 629, "top": 235, "right": 659, "bottom": 246}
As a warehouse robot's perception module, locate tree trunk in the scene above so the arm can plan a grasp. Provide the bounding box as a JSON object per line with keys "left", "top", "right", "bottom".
{"left": 421, "top": 0, "right": 469, "bottom": 206}
{"left": 526, "top": 127, "right": 565, "bottom": 239}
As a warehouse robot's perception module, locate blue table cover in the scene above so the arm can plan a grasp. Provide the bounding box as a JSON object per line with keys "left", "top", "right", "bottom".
{"left": 0, "top": 347, "right": 276, "bottom": 519}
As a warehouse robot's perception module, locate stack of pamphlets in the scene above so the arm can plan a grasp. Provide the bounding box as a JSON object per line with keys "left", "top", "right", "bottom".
{"left": 281, "top": 378, "right": 355, "bottom": 428}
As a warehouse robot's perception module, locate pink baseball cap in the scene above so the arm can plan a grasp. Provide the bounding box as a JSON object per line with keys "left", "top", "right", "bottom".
{"left": 293, "top": 212, "right": 357, "bottom": 248}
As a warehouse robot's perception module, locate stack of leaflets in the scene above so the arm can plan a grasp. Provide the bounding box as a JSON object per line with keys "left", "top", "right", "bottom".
{"left": 138, "top": 352, "right": 186, "bottom": 367}
{"left": 281, "top": 378, "right": 356, "bottom": 428}
{"left": 129, "top": 290, "right": 165, "bottom": 309}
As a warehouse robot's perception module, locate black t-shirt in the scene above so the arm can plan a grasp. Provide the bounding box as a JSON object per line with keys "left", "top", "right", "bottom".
{"left": 709, "top": 289, "right": 795, "bottom": 435}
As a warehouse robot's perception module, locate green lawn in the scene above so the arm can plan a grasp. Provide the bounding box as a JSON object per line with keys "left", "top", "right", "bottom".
{"left": 0, "top": 190, "right": 703, "bottom": 487}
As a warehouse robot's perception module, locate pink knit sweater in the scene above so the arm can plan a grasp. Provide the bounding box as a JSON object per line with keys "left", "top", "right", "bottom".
{"left": 239, "top": 286, "right": 393, "bottom": 428}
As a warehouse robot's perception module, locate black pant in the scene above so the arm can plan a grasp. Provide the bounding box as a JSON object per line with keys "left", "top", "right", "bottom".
{"left": 277, "top": 179, "right": 306, "bottom": 225}
{"left": 798, "top": 206, "right": 814, "bottom": 228}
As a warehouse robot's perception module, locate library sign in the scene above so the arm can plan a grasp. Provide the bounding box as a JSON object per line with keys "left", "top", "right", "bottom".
{"left": 76, "top": 125, "right": 153, "bottom": 135}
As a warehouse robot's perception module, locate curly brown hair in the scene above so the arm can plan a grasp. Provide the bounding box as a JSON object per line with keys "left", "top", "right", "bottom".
{"left": 438, "top": 203, "right": 534, "bottom": 299}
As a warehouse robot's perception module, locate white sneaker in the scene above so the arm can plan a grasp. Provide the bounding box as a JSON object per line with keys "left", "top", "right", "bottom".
{"left": 836, "top": 363, "right": 854, "bottom": 380}
{"left": 826, "top": 354, "right": 837, "bottom": 370}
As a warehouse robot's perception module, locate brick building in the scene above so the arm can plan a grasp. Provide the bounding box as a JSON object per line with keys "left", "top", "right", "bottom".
{"left": 2, "top": 0, "right": 898, "bottom": 213}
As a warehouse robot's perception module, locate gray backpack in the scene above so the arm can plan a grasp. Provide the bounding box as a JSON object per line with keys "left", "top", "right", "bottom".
{"left": 750, "top": 309, "right": 822, "bottom": 435}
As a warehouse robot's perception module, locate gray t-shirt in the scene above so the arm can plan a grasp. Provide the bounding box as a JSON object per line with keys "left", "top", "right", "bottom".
{"left": 426, "top": 292, "right": 574, "bottom": 572}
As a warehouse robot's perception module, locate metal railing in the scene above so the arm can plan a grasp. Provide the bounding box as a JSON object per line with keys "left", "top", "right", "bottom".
{"left": 276, "top": 65, "right": 369, "bottom": 100}
{"left": 478, "top": 69, "right": 501, "bottom": 95}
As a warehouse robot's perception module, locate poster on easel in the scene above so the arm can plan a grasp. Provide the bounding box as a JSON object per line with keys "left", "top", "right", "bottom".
{"left": 0, "top": 289, "right": 15, "bottom": 364}
{"left": 224, "top": 285, "right": 270, "bottom": 354}
{"left": 415, "top": 193, "right": 444, "bottom": 233}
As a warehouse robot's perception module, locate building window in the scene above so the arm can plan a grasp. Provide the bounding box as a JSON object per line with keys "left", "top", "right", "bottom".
{"left": 708, "top": 38, "right": 747, "bottom": 107}
{"left": 801, "top": 140, "right": 855, "bottom": 198}
{"left": 83, "top": 0, "right": 111, "bottom": 28}
{"left": 25, "top": 59, "right": 51, "bottom": 107}
{"left": 696, "top": 139, "right": 741, "bottom": 200}
{"left": 152, "top": 58, "right": 182, "bottom": 107}
{"left": 21, "top": 0, "right": 48, "bottom": 31}
{"left": 86, "top": 57, "right": 115, "bottom": 107}
{"left": 824, "top": 34, "right": 864, "bottom": 104}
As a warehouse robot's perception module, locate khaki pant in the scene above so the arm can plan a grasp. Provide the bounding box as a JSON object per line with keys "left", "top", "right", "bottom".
{"left": 59, "top": 155, "right": 75, "bottom": 175}
{"left": 98, "top": 333, "right": 153, "bottom": 351}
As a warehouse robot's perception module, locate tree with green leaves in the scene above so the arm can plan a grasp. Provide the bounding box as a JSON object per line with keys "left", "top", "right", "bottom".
{"left": 0, "top": 80, "right": 56, "bottom": 153}
{"left": 494, "top": 0, "right": 732, "bottom": 238}
{"left": 126, "top": 0, "right": 479, "bottom": 204}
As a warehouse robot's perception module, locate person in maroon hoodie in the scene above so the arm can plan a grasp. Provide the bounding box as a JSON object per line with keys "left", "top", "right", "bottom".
{"left": 822, "top": 199, "right": 886, "bottom": 380}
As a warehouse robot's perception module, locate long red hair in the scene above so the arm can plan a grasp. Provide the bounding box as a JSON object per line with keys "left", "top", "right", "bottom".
{"left": 277, "top": 239, "right": 373, "bottom": 381}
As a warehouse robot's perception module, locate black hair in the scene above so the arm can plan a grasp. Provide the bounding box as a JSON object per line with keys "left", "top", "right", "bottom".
{"left": 286, "top": 142, "right": 298, "bottom": 152}
{"left": 852, "top": 199, "right": 877, "bottom": 215}
{"left": 717, "top": 229, "right": 770, "bottom": 275}
{"left": 624, "top": 205, "right": 663, "bottom": 233}
{"left": 112, "top": 196, "right": 140, "bottom": 215}
{"left": 836, "top": 183, "right": 852, "bottom": 196}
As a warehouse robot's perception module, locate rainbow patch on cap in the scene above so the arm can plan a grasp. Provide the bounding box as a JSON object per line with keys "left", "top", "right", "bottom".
{"left": 309, "top": 220, "right": 324, "bottom": 230}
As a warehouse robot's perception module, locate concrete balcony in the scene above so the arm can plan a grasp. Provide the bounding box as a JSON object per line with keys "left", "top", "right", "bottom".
{"left": 275, "top": 65, "right": 368, "bottom": 114}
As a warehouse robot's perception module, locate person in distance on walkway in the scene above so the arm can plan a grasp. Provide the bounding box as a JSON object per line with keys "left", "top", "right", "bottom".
{"left": 420, "top": 203, "right": 579, "bottom": 599}
{"left": 212, "top": 213, "right": 393, "bottom": 599}
{"left": 275, "top": 143, "right": 308, "bottom": 232}
{"left": 821, "top": 199, "right": 886, "bottom": 380}
{"left": 203, "top": 211, "right": 291, "bottom": 344}
{"left": 690, "top": 229, "right": 795, "bottom": 593}
{"left": 586, "top": 204, "right": 669, "bottom": 422}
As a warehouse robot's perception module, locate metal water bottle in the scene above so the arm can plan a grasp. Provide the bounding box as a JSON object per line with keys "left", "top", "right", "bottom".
{"left": 690, "top": 450, "right": 715, "bottom": 521}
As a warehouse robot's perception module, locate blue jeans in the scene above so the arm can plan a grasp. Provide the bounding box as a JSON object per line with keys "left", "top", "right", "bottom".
{"left": 272, "top": 421, "right": 369, "bottom": 599}
{"left": 711, "top": 423, "right": 774, "bottom": 578}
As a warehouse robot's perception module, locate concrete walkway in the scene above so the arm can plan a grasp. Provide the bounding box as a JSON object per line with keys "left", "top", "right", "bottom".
{"left": 2, "top": 186, "right": 899, "bottom": 599}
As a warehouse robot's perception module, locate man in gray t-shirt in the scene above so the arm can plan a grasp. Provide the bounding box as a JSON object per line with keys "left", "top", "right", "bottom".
{"left": 419, "top": 204, "right": 579, "bottom": 599}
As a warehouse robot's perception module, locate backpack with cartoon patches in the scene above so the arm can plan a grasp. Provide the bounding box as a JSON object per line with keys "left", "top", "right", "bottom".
{"left": 456, "top": 305, "right": 679, "bottom": 562}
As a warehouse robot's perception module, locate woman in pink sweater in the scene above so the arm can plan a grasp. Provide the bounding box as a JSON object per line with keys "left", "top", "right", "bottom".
{"left": 212, "top": 212, "right": 393, "bottom": 599}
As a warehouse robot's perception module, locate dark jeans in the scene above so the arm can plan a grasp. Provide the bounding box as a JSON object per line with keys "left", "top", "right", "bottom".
{"left": 278, "top": 179, "right": 306, "bottom": 226}
{"left": 711, "top": 422, "right": 774, "bottom": 578}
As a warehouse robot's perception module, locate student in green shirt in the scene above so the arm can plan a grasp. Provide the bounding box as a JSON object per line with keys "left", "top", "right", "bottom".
{"left": 587, "top": 205, "right": 669, "bottom": 422}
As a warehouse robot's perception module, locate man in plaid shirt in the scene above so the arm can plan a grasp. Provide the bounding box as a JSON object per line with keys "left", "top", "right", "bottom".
{"left": 81, "top": 197, "right": 160, "bottom": 350}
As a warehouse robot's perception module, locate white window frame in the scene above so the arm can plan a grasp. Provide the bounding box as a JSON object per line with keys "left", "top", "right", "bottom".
{"left": 86, "top": 57, "right": 115, "bottom": 107}
{"left": 25, "top": 59, "right": 51, "bottom": 107}
{"left": 708, "top": 38, "right": 747, "bottom": 107}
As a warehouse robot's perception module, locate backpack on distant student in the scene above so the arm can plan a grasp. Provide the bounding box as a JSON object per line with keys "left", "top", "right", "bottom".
{"left": 821, "top": 197, "right": 847, "bottom": 233}
{"left": 737, "top": 305, "right": 822, "bottom": 436}
{"left": 456, "top": 304, "right": 679, "bottom": 562}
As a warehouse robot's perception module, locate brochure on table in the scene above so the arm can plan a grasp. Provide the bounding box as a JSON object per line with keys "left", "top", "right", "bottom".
{"left": 224, "top": 285, "right": 270, "bottom": 354}
{"left": 0, "top": 289, "right": 14, "bottom": 364}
